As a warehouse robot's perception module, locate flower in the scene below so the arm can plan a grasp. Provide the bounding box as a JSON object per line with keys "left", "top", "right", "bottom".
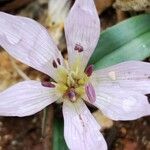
{"left": 0, "top": 0, "right": 150, "bottom": 149}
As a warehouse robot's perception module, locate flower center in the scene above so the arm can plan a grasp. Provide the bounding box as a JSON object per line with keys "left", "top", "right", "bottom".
{"left": 41, "top": 57, "right": 95, "bottom": 103}
{"left": 55, "top": 58, "right": 93, "bottom": 102}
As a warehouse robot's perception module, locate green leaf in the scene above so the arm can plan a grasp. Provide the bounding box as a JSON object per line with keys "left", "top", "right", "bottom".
{"left": 53, "top": 116, "right": 68, "bottom": 150}
{"left": 89, "top": 14, "right": 150, "bottom": 69}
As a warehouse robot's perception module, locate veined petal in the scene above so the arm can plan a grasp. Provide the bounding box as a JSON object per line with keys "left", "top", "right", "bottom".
{"left": 63, "top": 100, "right": 107, "bottom": 150}
{"left": 93, "top": 86, "right": 150, "bottom": 121}
{"left": 0, "top": 81, "right": 58, "bottom": 117}
{"left": 65, "top": 0, "right": 100, "bottom": 70}
{"left": 0, "top": 12, "right": 64, "bottom": 81}
{"left": 95, "top": 61, "right": 150, "bottom": 94}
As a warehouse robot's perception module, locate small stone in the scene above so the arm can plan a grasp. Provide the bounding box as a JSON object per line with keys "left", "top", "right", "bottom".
{"left": 121, "top": 127, "right": 126, "bottom": 135}
{"left": 4, "top": 134, "right": 13, "bottom": 141}
{"left": 143, "top": 121, "right": 147, "bottom": 126}
{"left": 11, "top": 140, "right": 18, "bottom": 146}
{"left": 32, "top": 117, "right": 37, "bottom": 124}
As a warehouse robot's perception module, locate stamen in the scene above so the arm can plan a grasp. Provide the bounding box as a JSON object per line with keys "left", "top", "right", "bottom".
{"left": 57, "top": 58, "right": 61, "bottom": 65}
{"left": 85, "top": 83, "right": 96, "bottom": 103}
{"left": 68, "top": 90, "right": 76, "bottom": 102}
{"left": 74, "top": 44, "right": 83, "bottom": 52}
{"left": 85, "top": 65, "right": 94, "bottom": 77}
{"left": 41, "top": 81, "right": 55, "bottom": 88}
{"left": 52, "top": 60, "right": 57, "bottom": 68}
{"left": 75, "top": 66, "right": 79, "bottom": 75}
{"left": 64, "top": 60, "right": 70, "bottom": 70}
{"left": 68, "top": 72, "right": 75, "bottom": 85}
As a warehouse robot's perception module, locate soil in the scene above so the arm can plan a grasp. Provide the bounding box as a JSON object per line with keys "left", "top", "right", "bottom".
{"left": 0, "top": 109, "right": 149, "bottom": 150}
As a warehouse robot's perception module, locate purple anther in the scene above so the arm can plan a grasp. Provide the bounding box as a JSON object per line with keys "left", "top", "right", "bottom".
{"left": 85, "top": 83, "right": 96, "bottom": 103}
{"left": 74, "top": 44, "right": 83, "bottom": 52}
{"left": 85, "top": 65, "right": 94, "bottom": 77}
{"left": 57, "top": 58, "right": 61, "bottom": 65}
{"left": 68, "top": 90, "right": 76, "bottom": 101}
{"left": 52, "top": 60, "right": 57, "bottom": 68}
{"left": 41, "top": 81, "right": 55, "bottom": 88}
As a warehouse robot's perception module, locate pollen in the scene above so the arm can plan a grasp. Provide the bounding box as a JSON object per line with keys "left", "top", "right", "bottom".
{"left": 75, "top": 86, "right": 85, "bottom": 96}
{"left": 56, "top": 83, "right": 68, "bottom": 94}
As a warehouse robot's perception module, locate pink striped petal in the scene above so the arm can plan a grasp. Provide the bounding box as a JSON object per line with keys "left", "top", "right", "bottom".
{"left": 95, "top": 61, "right": 150, "bottom": 94}
{"left": 63, "top": 100, "right": 107, "bottom": 150}
{"left": 94, "top": 86, "right": 150, "bottom": 121}
{"left": 65, "top": 0, "right": 100, "bottom": 70}
{"left": 0, "top": 81, "right": 58, "bottom": 117}
{"left": 0, "top": 12, "right": 64, "bottom": 81}
{"left": 93, "top": 61, "right": 150, "bottom": 120}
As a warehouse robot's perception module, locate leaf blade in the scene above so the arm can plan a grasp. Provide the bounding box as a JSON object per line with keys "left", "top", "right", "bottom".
{"left": 89, "top": 14, "right": 150, "bottom": 69}
{"left": 53, "top": 116, "right": 68, "bottom": 150}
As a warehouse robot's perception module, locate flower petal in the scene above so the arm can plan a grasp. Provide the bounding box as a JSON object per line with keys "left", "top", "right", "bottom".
{"left": 0, "top": 81, "right": 58, "bottom": 117}
{"left": 63, "top": 100, "right": 107, "bottom": 150}
{"left": 95, "top": 61, "right": 150, "bottom": 94}
{"left": 0, "top": 12, "right": 64, "bottom": 80}
{"left": 93, "top": 86, "right": 150, "bottom": 121}
{"left": 65, "top": 0, "right": 100, "bottom": 69}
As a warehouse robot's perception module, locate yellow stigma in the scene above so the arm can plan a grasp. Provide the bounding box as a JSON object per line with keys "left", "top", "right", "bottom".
{"left": 55, "top": 57, "right": 90, "bottom": 101}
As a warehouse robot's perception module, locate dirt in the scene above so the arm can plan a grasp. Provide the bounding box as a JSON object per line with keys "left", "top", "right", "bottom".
{"left": 0, "top": 113, "right": 43, "bottom": 150}
{"left": 0, "top": 110, "right": 149, "bottom": 150}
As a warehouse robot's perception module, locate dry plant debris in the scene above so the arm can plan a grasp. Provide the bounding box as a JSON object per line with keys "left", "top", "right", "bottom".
{"left": 114, "top": 0, "right": 150, "bottom": 11}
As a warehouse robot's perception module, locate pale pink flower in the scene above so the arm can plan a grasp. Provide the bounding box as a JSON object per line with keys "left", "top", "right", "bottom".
{"left": 0, "top": 0, "right": 150, "bottom": 149}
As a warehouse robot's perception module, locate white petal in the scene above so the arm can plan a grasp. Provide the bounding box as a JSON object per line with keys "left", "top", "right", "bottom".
{"left": 63, "top": 100, "right": 107, "bottom": 150}
{"left": 94, "top": 86, "right": 150, "bottom": 121}
{"left": 0, "top": 12, "right": 64, "bottom": 81}
{"left": 0, "top": 81, "right": 58, "bottom": 117}
{"left": 95, "top": 61, "right": 150, "bottom": 94}
{"left": 65, "top": 0, "right": 100, "bottom": 69}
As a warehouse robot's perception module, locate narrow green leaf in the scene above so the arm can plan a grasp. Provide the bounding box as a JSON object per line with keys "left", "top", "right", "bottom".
{"left": 89, "top": 14, "right": 150, "bottom": 69}
{"left": 53, "top": 116, "right": 68, "bottom": 150}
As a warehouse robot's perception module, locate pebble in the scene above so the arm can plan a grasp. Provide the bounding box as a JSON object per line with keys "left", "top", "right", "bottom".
{"left": 121, "top": 127, "right": 126, "bottom": 135}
